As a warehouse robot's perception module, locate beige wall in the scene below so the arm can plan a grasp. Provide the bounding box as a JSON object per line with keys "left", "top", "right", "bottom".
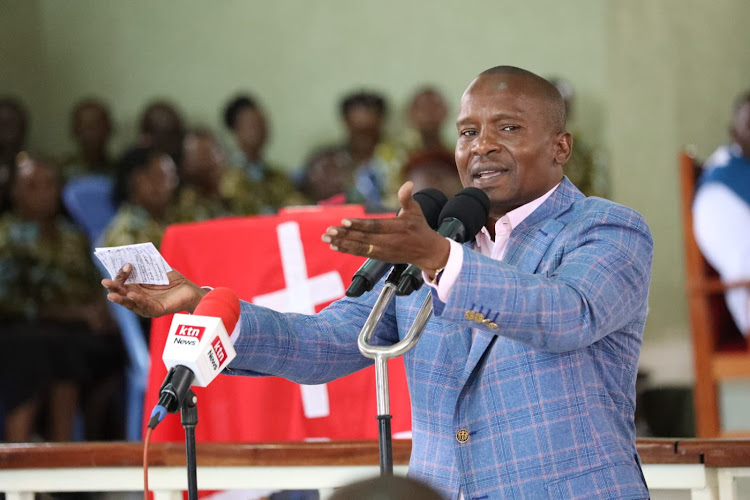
{"left": 2, "top": 0, "right": 750, "bottom": 368}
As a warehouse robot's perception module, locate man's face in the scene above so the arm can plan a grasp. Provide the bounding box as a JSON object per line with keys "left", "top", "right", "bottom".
{"left": 344, "top": 105, "right": 382, "bottom": 153}
{"left": 74, "top": 104, "right": 111, "bottom": 152}
{"left": 455, "top": 74, "right": 567, "bottom": 220}
{"left": 181, "top": 135, "right": 225, "bottom": 189}
{"left": 145, "top": 106, "right": 185, "bottom": 159}
{"left": 234, "top": 107, "right": 267, "bottom": 153}
{"left": 12, "top": 157, "right": 59, "bottom": 220}
{"left": 133, "top": 154, "right": 177, "bottom": 214}
{"left": 409, "top": 91, "right": 447, "bottom": 133}
{"left": 306, "top": 151, "right": 353, "bottom": 201}
{"left": 731, "top": 101, "right": 750, "bottom": 158}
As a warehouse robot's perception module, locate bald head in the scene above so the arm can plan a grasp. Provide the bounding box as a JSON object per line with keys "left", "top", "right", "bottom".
{"left": 477, "top": 66, "right": 567, "bottom": 134}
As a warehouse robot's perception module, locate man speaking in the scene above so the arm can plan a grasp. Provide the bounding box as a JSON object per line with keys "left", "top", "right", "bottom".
{"left": 104, "top": 66, "right": 653, "bottom": 499}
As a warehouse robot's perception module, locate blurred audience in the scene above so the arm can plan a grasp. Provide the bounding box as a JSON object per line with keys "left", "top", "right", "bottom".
{"left": 62, "top": 98, "right": 113, "bottom": 180}
{"left": 693, "top": 90, "right": 750, "bottom": 335}
{"left": 104, "top": 146, "right": 178, "bottom": 249}
{"left": 336, "top": 90, "right": 400, "bottom": 211}
{"left": 138, "top": 100, "right": 185, "bottom": 163}
{"left": 0, "top": 97, "right": 28, "bottom": 213}
{"left": 401, "top": 149, "right": 462, "bottom": 197}
{"left": 329, "top": 475, "right": 445, "bottom": 500}
{"left": 403, "top": 86, "right": 450, "bottom": 153}
{"left": 0, "top": 153, "right": 123, "bottom": 442}
{"left": 299, "top": 147, "right": 361, "bottom": 205}
{"left": 223, "top": 94, "right": 302, "bottom": 213}
{"left": 172, "top": 129, "right": 233, "bottom": 223}
{"left": 548, "top": 77, "right": 609, "bottom": 198}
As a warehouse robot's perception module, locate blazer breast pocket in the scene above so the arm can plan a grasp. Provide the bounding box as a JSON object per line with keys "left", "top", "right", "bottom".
{"left": 546, "top": 462, "right": 648, "bottom": 500}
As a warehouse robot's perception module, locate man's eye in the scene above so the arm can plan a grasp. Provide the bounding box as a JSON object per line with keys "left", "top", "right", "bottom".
{"left": 461, "top": 130, "right": 477, "bottom": 137}
{"left": 501, "top": 125, "right": 519, "bottom": 132}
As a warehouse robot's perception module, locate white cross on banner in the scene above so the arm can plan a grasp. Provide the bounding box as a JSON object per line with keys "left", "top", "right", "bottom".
{"left": 146, "top": 207, "right": 413, "bottom": 444}
{"left": 252, "top": 221, "right": 345, "bottom": 419}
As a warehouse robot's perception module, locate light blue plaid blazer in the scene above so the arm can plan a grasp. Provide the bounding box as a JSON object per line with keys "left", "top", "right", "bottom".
{"left": 229, "top": 177, "right": 653, "bottom": 499}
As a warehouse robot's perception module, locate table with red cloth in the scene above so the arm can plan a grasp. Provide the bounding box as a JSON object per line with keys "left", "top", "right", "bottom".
{"left": 144, "top": 205, "right": 412, "bottom": 443}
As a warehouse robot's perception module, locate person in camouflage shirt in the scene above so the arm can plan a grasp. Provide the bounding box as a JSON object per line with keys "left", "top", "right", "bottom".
{"left": 1, "top": 153, "right": 122, "bottom": 442}
{"left": 170, "top": 129, "right": 234, "bottom": 223}
{"left": 104, "top": 146, "right": 178, "bottom": 248}
{"left": 223, "top": 94, "right": 304, "bottom": 213}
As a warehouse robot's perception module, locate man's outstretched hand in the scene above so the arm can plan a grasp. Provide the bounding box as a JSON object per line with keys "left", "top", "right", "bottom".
{"left": 322, "top": 181, "right": 450, "bottom": 272}
{"left": 101, "top": 263, "right": 208, "bottom": 318}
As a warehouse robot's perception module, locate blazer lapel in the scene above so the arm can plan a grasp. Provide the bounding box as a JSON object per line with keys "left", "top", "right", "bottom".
{"left": 503, "top": 177, "right": 581, "bottom": 272}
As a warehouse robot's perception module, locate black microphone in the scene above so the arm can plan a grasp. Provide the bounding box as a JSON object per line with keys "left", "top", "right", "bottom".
{"left": 346, "top": 188, "right": 448, "bottom": 297}
{"left": 396, "top": 187, "right": 490, "bottom": 296}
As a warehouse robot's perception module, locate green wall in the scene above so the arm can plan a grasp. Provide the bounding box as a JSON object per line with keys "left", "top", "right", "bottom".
{"left": 607, "top": 0, "right": 750, "bottom": 341}
{"left": 0, "top": 0, "right": 608, "bottom": 164}
{"left": 2, "top": 0, "right": 749, "bottom": 351}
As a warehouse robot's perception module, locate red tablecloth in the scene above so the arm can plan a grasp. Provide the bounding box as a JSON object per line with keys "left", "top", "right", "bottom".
{"left": 145, "top": 205, "right": 412, "bottom": 442}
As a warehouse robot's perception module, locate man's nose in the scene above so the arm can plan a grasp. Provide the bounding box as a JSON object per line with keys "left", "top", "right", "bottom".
{"left": 473, "top": 129, "right": 499, "bottom": 156}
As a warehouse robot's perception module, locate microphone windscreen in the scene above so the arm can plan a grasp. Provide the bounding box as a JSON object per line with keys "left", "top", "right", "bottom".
{"left": 413, "top": 188, "right": 448, "bottom": 229}
{"left": 438, "top": 187, "right": 490, "bottom": 239}
{"left": 194, "top": 287, "right": 241, "bottom": 334}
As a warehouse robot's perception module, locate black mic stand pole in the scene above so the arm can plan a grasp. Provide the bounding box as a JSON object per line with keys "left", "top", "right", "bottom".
{"left": 357, "top": 267, "right": 433, "bottom": 476}
{"left": 181, "top": 389, "right": 199, "bottom": 500}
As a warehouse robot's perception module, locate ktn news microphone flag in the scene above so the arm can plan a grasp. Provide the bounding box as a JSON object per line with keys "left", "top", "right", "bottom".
{"left": 145, "top": 205, "right": 412, "bottom": 443}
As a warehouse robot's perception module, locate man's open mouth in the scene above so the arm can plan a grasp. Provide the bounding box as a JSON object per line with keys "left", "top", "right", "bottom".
{"left": 473, "top": 169, "right": 507, "bottom": 179}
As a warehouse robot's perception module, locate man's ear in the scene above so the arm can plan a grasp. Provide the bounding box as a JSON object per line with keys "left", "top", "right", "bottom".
{"left": 554, "top": 132, "right": 573, "bottom": 166}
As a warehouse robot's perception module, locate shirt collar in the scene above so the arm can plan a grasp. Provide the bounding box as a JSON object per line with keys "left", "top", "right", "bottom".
{"left": 475, "top": 181, "right": 562, "bottom": 248}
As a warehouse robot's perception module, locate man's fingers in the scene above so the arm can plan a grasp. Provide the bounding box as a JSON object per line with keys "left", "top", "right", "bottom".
{"left": 397, "top": 181, "right": 417, "bottom": 213}
{"left": 330, "top": 237, "right": 381, "bottom": 259}
{"left": 107, "top": 292, "right": 136, "bottom": 311}
{"left": 113, "top": 263, "right": 133, "bottom": 284}
{"left": 102, "top": 278, "right": 127, "bottom": 294}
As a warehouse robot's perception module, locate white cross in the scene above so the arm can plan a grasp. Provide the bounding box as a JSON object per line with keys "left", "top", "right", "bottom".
{"left": 252, "top": 221, "right": 345, "bottom": 419}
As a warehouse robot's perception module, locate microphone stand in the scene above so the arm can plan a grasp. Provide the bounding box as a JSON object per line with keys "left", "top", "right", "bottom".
{"left": 357, "top": 267, "right": 433, "bottom": 476}
{"left": 181, "top": 389, "right": 199, "bottom": 500}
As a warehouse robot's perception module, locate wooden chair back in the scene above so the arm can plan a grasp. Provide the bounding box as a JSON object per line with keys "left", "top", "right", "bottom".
{"left": 679, "top": 149, "right": 750, "bottom": 437}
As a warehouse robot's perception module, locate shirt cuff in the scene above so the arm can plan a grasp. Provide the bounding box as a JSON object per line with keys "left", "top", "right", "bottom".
{"left": 229, "top": 320, "right": 242, "bottom": 345}
{"left": 423, "top": 238, "right": 464, "bottom": 303}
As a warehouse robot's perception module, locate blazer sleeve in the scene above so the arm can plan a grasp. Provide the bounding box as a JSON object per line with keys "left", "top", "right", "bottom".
{"left": 432, "top": 204, "right": 654, "bottom": 352}
{"left": 226, "top": 280, "right": 400, "bottom": 384}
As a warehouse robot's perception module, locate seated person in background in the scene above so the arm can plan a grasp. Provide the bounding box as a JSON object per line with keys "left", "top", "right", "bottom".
{"left": 335, "top": 90, "right": 400, "bottom": 211}
{"left": 402, "top": 86, "right": 451, "bottom": 153}
{"left": 172, "top": 129, "right": 237, "bottom": 222}
{"left": 548, "top": 77, "right": 609, "bottom": 198}
{"left": 104, "top": 146, "right": 178, "bottom": 249}
{"left": 0, "top": 97, "right": 28, "bottom": 213}
{"left": 138, "top": 100, "right": 185, "bottom": 164}
{"left": 298, "top": 147, "right": 363, "bottom": 206}
{"left": 693, "top": 90, "right": 750, "bottom": 335}
{"left": 62, "top": 98, "right": 113, "bottom": 180}
{"left": 400, "top": 149, "right": 463, "bottom": 198}
{"left": 222, "top": 95, "right": 303, "bottom": 213}
{"left": 1, "top": 152, "right": 123, "bottom": 441}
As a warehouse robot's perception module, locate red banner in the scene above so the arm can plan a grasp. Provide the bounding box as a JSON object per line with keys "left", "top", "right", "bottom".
{"left": 145, "top": 205, "right": 412, "bottom": 442}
